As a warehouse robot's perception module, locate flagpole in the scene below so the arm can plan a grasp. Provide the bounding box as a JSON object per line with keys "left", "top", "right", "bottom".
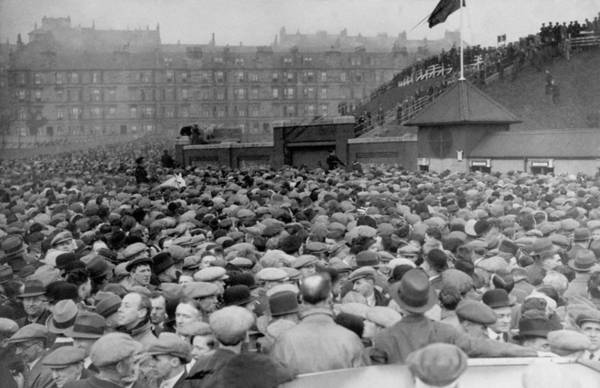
{"left": 459, "top": 0, "right": 465, "bottom": 80}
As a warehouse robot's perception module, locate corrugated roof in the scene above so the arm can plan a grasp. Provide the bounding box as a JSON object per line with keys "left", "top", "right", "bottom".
{"left": 405, "top": 80, "right": 521, "bottom": 126}
{"left": 470, "top": 129, "right": 600, "bottom": 158}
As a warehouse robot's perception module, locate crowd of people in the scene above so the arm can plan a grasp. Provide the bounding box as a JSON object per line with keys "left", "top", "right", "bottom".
{"left": 361, "top": 14, "right": 600, "bottom": 123}
{"left": 0, "top": 141, "right": 600, "bottom": 388}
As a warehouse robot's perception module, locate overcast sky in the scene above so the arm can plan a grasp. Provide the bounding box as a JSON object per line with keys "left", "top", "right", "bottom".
{"left": 0, "top": 0, "right": 598, "bottom": 47}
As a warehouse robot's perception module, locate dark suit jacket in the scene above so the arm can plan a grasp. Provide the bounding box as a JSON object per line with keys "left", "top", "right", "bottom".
{"left": 64, "top": 375, "right": 123, "bottom": 388}
{"left": 17, "top": 309, "right": 52, "bottom": 328}
{"left": 26, "top": 355, "right": 56, "bottom": 388}
{"left": 186, "top": 349, "right": 236, "bottom": 388}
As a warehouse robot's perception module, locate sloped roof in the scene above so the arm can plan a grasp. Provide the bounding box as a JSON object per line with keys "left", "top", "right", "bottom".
{"left": 405, "top": 80, "right": 521, "bottom": 126}
{"left": 470, "top": 129, "right": 600, "bottom": 158}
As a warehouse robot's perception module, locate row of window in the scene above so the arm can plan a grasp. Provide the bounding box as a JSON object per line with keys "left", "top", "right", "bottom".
{"left": 14, "top": 69, "right": 374, "bottom": 86}
{"left": 14, "top": 85, "right": 355, "bottom": 103}
{"left": 14, "top": 123, "right": 154, "bottom": 137}
{"left": 15, "top": 102, "right": 330, "bottom": 121}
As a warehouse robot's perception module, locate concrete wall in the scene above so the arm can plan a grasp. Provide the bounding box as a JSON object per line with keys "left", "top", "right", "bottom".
{"left": 551, "top": 159, "right": 599, "bottom": 175}
{"left": 487, "top": 159, "right": 524, "bottom": 173}
{"left": 348, "top": 137, "right": 417, "bottom": 170}
{"left": 418, "top": 124, "right": 508, "bottom": 159}
{"left": 182, "top": 142, "right": 273, "bottom": 169}
{"left": 427, "top": 158, "right": 469, "bottom": 172}
{"left": 469, "top": 158, "right": 600, "bottom": 175}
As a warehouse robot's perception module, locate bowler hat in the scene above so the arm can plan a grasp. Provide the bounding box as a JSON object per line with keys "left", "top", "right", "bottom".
{"left": 125, "top": 256, "right": 152, "bottom": 273}
{"left": 481, "top": 289, "right": 515, "bottom": 309}
{"left": 389, "top": 269, "right": 436, "bottom": 314}
{"left": 86, "top": 256, "right": 114, "bottom": 279}
{"left": 45, "top": 281, "right": 78, "bottom": 303}
{"left": 269, "top": 291, "right": 299, "bottom": 317}
{"left": 55, "top": 253, "right": 78, "bottom": 271}
{"left": 151, "top": 252, "right": 175, "bottom": 275}
{"left": 223, "top": 285, "right": 253, "bottom": 306}
{"left": 355, "top": 251, "right": 379, "bottom": 267}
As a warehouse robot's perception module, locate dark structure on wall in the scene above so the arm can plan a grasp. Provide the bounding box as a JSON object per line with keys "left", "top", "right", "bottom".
{"left": 272, "top": 117, "right": 354, "bottom": 169}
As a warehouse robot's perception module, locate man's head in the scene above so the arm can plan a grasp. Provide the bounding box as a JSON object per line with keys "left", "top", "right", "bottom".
{"left": 175, "top": 299, "right": 202, "bottom": 333}
{"left": 300, "top": 273, "right": 332, "bottom": 306}
{"left": 209, "top": 306, "right": 255, "bottom": 347}
{"left": 576, "top": 311, "right": 600, "bottom": 351}
{"left": 150, "top": 294, "right": 167, "bottom": 325}
{"left": 482, "top": 289, "right": 515, "bottom": 334}
{"left": 18, "top": 280, "right": 48, "bottom": 318}
{"left": 8, "top": 324, "right": 49, "bottom": 364}
{"left": 90, "top": 333, "right": 143, "bottom": 384}
{"left": 129, "top": 263, "right": 152, "bottom": 287}
{"left": 42, "top": 346, "right": 86, "bottom": 388}
{"left": 147, "top": 333, "right": 191, "bottom": 380}
{"left": 117, "top": 292, "right": 150, "bottom": 328}
{"left": 51, "top": 231, "right": 77, "bottom": 253}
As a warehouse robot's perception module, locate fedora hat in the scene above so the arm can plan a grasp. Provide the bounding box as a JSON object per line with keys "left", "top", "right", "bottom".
{"left": 389, "top": 269, "right": 436, "bottom": 314}
{"left": 568, "top": 249, "right": 597, "bottom": 272}
{"left": 1, "top": 235, "right": 26, "bottom": 259}
{"left": 46, "top": 300, "right": 78, "bottom": 334}
{"left": 18, "top": 280, "right": 46, "bottom": 298}
{"left": 64, "top": 311, "right": 106, "bottom": 339}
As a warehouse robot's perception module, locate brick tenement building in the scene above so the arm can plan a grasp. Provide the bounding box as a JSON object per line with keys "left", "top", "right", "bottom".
{"left": 2, "top": 17, "right": 459, "bottom": 147}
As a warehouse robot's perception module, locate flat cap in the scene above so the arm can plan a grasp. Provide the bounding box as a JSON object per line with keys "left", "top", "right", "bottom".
{"left": 456, "top": 300, "right": 497, "bottom": 325}
{"left": 50, "top": 231, "right": 73, "bottom": 247}
{"left": 121, "top": 242, "right": 149, "bottom": 261}
{"left": 441, "top": 269, "right": 474, "bottom": 295}
{"left": 147, "top": 332, "right": 192, "bottom": 363}
{"left": 347, "top": 266, "right": 376, "bottom": 283}
{"left": 176, "top": 320, "right": 211, "bottom": 337}
{"left": 256, "top": 268, "right": 288, "bottom": 282}
{"left": 575, "top": 309, "right": 600, "bottom": 326}
{"left": 291, "top": 255, "right": 318, "bottom": 269}
{"left": 0, "top": 318, "right": 18, "bottom": 335}
{"left": 365, "top": 306, "right": 402, "bottom": 328}
{"left": 181, "top": 281, "right": 220, "bottom": 299}
{"left": 407, "top": 343, "right": 468, "bottom": 386}
{"left": 229, "top": 257, "right": 254, "bottom": 269}
{"left": 336, "top": 302, "right": 370, "bottom": 318}
{"left": 42, "top": 346, "right": 86, "bottom": 368}
{"left": 90, "top": 333, "right": 143, "bottom": 367}
{"left": 8, "top": 323, "right": 48, "bottom": 344}
{"left": 547, "top": 330, "right": 591, "bottom": 354}
{"left": 193, "top": 267, "right": 228, "bottom": 282}
{"left": 209, "top": 306, "right": 255, "bottom": 345}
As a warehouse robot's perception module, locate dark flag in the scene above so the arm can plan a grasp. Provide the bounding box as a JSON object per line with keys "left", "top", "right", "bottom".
{"left": 428, "top": 0, "right": 466, "bottom": 28}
